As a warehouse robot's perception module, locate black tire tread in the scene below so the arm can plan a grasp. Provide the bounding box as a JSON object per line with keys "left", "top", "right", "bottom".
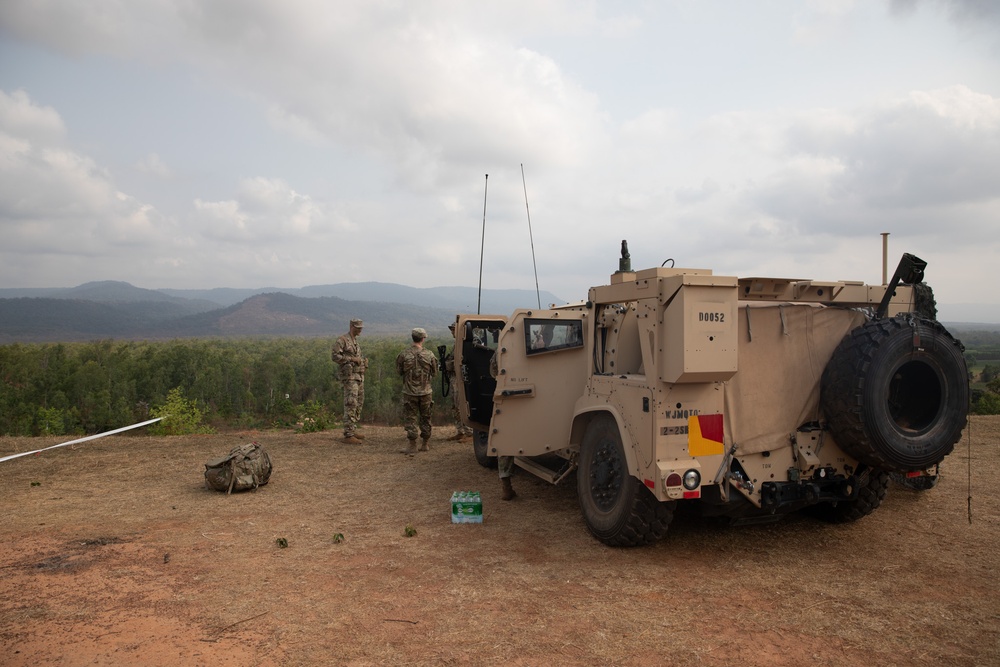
{"left": 821, "top": 315, "right": 968, "bottom": 472}
{"left": 577, "top": 414, "right": 674, "bottom": 547}
{"left": 473, "top": 430, "right": 498, "bottom": 469}
{"left": 890, "top": 471, "right": 940, "bottom": 491}
{"left": 600, "top": 480, "right": 674, "bottom": 547}
{"left": 810, "top": 469, "right": 889, "bottom": 523}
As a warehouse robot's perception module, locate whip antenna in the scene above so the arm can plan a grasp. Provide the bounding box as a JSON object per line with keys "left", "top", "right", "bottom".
{"left": 478, "top": 174, "right": 488, "bottom": 314}
{"left": 521, "top": 163, "right": 541, "bottom": 309}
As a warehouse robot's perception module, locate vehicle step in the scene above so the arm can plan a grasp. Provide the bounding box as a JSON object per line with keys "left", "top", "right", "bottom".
{"left": 514, "top": 456, "right": 576, "bottom": 484}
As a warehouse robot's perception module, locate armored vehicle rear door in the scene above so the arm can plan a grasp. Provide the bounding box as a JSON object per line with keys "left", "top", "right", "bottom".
{"left": 488, "top": 309, "right": 588, "bottom": 458}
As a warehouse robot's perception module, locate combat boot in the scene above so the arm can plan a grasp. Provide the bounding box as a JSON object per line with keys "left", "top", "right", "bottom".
{"left": 400, "top": 438, "right": 417, "bottom": 455}
{"left": 418, "top": 437, "right": 430, "bottom": 452}
{"left": 342, "top": 435, "right": 363, "bottom": 445}
{"left": 501, "top": 476, "right": 516, "bottom": 501}
{"left": 352, "top": 432, "right": 365, "bottom": 441}
{"left": 447, "top": 432, "right": 465, "bottom": 441}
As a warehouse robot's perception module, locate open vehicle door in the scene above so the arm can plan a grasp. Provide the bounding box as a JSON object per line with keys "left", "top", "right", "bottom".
{"left": 482, "top": 309, "right": 588, "bottom": 459}
{"left": 454, "top": 316, "right": 506, "bottom": 433}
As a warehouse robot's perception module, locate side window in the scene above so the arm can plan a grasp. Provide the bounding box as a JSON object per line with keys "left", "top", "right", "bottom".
{"left": 471, "top": 326, "right": 500, "bottom": 352}
{"left": 463, "top": 321, "right": 501, "bottom": 351}
{"left": 524, "top": 319, "right": 584, "bottom": 356}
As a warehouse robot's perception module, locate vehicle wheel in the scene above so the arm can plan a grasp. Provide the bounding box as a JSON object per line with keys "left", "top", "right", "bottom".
{"left": 890, "top": 471, "right": 940, "bottom": 491}
{"left": 820, "top": 315, "right": 968, "bottom": 472}
{"left": 473, "top": 430, "right": 497, "bottom": 469}
{"left": 576, "top": 414, "right": 673, "bottom": 546}
{"left": 809, "top": 467, "right": 889, "bottom": 523}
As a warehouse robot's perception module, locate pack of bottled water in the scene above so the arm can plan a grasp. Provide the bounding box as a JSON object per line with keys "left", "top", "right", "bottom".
{"left": 450, "top": 491, "right": 483, "bottom": 524}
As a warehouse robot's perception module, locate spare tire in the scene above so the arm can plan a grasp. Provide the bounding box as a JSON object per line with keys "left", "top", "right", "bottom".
{"left": 821, "top": 315, "right": 968, "bottom": 472}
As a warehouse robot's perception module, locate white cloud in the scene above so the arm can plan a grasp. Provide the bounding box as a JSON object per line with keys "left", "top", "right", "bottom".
{"left": 0, "top": 1, "right": 998, "bottom": 316}
{"left": 0, "top": 1, "right": 172, "bottom": 57}
{"left": 517, "top": 82, "right": 1000, "bottom": 307}
{"left": 194, "top": 177, "right": 350, "bottom": 243}
{"left": 890, "top": 0, "right": 1000, "bottom": 24}
{"left": 0, "top": 95, "right": 120, "bottom": 228}
{"left": 2, "top": 0, "right": 610, "bottom": 190}
{"left": 0, "top": 89, "right": 181, "bottom": 282}
{"left": 792, "top": 0, "right": 862, "bottom": 44}
{"left": 0, "top": 89, "right": 66, "bottom": 144}
{"left": 134, "top": 152, "right": 172, "bottom": 178}
{"left": 761, "top": 86, "right": 1000, "bottom": 221}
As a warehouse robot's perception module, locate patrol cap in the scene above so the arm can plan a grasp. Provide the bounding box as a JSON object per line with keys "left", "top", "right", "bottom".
{"left": 350, "top": 318, "right": 363, "bottom": 327}
{"left": 412, "top": 327, "right": 427, "bottom": 340}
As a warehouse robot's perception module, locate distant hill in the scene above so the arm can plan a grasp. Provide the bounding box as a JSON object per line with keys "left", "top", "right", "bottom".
{"left": 4, "top": 279, "right": 995, "bottom": 343}
{"left": 937, "top": 303, "right": 1000, "bottom": 328}
{"left": 0, "top": 297, "right": 174, "bottom": 341}
{"left": 0, "top": 280, "right": 219, "bottom": 312}
{"left": 0, "top": 280, "right": 551, "bottom": 343}
{"left": 157, "top": 281, "right": 565, "bottom": 313}
{"left": 941, "top": 322, "right": 1000, "bottom": 334}
{"left": 149, "top": 293, "right": 457, "bottom": 338}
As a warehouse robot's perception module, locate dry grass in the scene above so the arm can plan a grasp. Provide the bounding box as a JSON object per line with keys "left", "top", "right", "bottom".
{"left": 1, "top": 417, "right": 998, "bottom": 666}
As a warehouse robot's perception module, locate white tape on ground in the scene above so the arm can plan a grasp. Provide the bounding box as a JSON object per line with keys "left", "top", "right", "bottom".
{"left": 0, "top": 417, "right": 163, "bottom": 464}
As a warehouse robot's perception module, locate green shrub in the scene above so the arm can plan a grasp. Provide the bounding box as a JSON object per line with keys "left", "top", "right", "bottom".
{"left": 296, "top": 400, "right": 335, "bottom": 433}
{"left": 36, "top": 406, "right": 66, "bottom": 436}
{"left": 971, "top": 389, "right": 1000, "bottom": 415}
{"left": 150, "top": 387, "right": 215, "bottom": 435}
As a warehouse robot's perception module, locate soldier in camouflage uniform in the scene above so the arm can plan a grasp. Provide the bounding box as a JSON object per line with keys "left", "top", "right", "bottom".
{"left": 396, "top": 327, "right": 438, "bottom": 454}
{"left": 331, "top": 318, "right": 368, "bottom": 444}
{"left": 445, "top": 323, "right": 473, "bottom": 442}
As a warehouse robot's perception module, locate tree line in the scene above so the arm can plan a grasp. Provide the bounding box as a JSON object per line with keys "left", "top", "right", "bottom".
{"left": 2, "top": 332, "right": 998, "bottom": 438}
{"left": 960, "top": 330, "right": 1000, "bottom": 415}
{"left": 972, "top": 364, "right": 1000, "bottom": 415}
{"left": 0, "top": 337, "right": 459, "bottom": 437}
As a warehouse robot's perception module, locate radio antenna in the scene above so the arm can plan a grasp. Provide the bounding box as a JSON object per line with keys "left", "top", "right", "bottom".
{"left": 521, "top": 163, "right": 541, "bottom": 309}
{"left": 477, "top": 174, "right": 488, "bottom": 314}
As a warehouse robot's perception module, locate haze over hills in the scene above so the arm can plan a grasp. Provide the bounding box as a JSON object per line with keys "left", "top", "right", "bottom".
{"left": 934, "top": 305, "right": 1000, "bottom": 329}
{"left": 1, "top": 280, "right": 998, "bottom": 344}
{"left": 0, "top": 281, "right": 566, "bottom": 343}
{"left": 156, "top": 281, "right": 565, "bottom": 312}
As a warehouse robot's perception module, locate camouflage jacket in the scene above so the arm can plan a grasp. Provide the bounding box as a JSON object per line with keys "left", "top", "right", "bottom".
{"left": 396, "top": 344, "right": 438, "bottom": 396}
{"left": 332, "top": 333, "right": 367, "bottom": 381}
{"left": 444, "top": 349, "right": 456, "bottom": 378}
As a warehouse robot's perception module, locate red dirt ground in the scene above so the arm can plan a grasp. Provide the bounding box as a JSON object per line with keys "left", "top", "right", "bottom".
{"left": 1, "top": 417, "right": 998, "bottom": 666}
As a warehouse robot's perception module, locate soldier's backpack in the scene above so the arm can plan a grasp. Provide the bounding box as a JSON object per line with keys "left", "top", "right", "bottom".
{"left": 204, "top": 442, "right": 272, "bottom": 494}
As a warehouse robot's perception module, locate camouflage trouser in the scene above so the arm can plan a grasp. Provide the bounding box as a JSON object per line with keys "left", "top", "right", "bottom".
{"left": 498, "top": 455, "right": 515, "bottom": 479}
{"left": 449, "top": 375, "right": 473, "bottom": 435}
{"left": 402, "top": 393, "right": 433, "bottom": 440}
{"left": 342, "top": 379, "right": 364, "bottom": 436}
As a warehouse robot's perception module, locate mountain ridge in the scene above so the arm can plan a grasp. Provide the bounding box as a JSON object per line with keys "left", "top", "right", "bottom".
{"left": 2, "top": 281, "right": 997, "bottom": 343}
{"left": 0, "top": 281, "right": 565, "bottom": 342}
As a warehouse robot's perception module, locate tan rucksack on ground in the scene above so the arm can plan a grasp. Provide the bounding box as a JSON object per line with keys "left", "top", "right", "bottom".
{"left": 204, "top": 442, "right": 272, "bottom": 494}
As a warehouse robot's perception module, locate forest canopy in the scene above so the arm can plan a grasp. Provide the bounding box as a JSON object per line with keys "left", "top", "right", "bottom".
{"left": 0, "top": 337, "right": 456, "bottom": 437}
{"left": 2, "top": 326, "right": 999, "bottom": 437}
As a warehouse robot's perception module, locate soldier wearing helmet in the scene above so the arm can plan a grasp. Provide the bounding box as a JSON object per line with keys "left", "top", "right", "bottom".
{"left": 396, "top": 327, "right": 438, "bottom": 454}
{"left": 331, "top": 318, "right": 368, "bottom": 444}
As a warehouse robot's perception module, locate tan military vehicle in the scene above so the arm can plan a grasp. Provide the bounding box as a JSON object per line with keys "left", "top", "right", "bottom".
{"left": 453, "top": 242, "right": 968, "bottom": 546}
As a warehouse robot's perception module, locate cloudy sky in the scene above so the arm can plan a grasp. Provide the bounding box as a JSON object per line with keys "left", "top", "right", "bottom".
{"left": 1, "top": 0, "right": 998, "bottom": 320}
